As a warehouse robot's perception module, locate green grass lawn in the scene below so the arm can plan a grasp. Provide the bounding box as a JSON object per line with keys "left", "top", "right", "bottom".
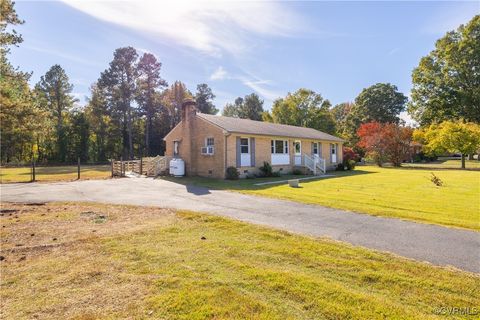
{"left": 1, "top": 203, "right": 478, "bottom": 319}
{"left": 0, "top": 164, "right": 111, "bottom": 183}
{"left": 164, "top": 166, "right": 480, "bottom": 230}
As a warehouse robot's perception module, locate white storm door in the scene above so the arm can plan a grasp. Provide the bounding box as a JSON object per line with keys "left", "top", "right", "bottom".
{"left": 240, "top": 138, "right": 251, "bottom": 167}
{"left": 313, "top": 142, "right": 319, "bottom": 162}
{"left": 331, "top": 143, "right": 337, "bottom": 163}
{"left": 294, "top": 140, "right": 302, "bottom": 165}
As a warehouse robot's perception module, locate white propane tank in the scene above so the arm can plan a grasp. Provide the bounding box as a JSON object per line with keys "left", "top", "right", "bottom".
{"left": 169, "top": 158, "right": 185, "bottom": 176}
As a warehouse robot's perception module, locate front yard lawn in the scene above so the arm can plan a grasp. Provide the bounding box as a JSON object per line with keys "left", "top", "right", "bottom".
{"left": 1, "top": 203, "right": 478, "bottom": 319}
{"left": 165, "top": 166, "right": 480, "bottom": 230}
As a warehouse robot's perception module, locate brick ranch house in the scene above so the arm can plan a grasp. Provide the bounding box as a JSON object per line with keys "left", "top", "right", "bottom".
{"left": 164, "top": 100, "right": 344, "bottom": 179}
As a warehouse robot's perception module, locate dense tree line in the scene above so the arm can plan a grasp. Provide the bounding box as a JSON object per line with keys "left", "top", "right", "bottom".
{"left": 1, "top": 0, "right": 478, "bottom": 166}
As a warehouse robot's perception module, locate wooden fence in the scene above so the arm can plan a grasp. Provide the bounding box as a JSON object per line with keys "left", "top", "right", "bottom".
{"left": 111, "top": 156, "right": 170, "bottom": 177}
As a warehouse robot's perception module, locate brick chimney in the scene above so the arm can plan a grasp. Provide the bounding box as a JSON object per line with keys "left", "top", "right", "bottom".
{"left": 181, "top": 99, "right": 197, "bottom": 123}
{"left": 181, "top": 99, "right": 197, "bottom": 175}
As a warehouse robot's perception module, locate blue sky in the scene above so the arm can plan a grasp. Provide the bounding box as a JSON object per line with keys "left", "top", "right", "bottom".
{"left": 10, "top": 1, "right": 479, "bottom": 121}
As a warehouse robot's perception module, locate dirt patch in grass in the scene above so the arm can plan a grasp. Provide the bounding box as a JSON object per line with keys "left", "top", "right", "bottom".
{"left": 0, "top": 202, "right": 176, "bottom": 319}
{"left": 1, "top": 202, "right": 479, "bottom": 319}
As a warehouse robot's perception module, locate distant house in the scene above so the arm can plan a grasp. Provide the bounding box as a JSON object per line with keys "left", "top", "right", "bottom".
{"left": 164, "top": 100, "right": 344, "bottom": 179}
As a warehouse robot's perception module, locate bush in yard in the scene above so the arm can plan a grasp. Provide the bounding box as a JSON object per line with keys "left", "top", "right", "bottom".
{"left": 343, "top": 146, "right": 359, "bottom": 169}
{"left": 259, "top": 161, "right": 273, "bottom": 177}
{"left": 225, "top": 166, "right": 239, "bottom": 180}
{"left": 346, "top": 159, "right": 356, "bottom": 170}
{"left": 343, "top": 146, "right": 360, "bottom": 163}
{"left": 335, "top": 163, "right": 345, "bottom": 171}
{"left": 272, "top": 171, "right": 281, "bottom": 177}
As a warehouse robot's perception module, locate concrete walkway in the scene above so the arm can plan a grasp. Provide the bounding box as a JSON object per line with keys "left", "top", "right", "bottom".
{"left": 1, "top": 178, "right": 478, "bottom": 273}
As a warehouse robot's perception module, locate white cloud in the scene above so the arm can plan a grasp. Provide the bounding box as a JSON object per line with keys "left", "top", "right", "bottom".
{"left": 239, "top": 77, "right": 282, "bottom": 102}
{"left": 209, "top": 66, "right": 228, "bottom": 80}
{"left": 208, "top": 66, "right": 282, "bottom": 102}
{"left": 62, "top": 0, "right": 305, "bottom": 57}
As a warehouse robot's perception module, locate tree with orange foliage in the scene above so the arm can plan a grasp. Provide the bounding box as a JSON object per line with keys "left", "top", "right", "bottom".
{"left": 357, "top": 122, "right": 413, "bottom": 167}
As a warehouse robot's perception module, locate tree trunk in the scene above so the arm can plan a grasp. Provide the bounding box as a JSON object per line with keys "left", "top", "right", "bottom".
{"left": 145, "top": 114, "right": 150, "bottom": 157}
{"left": 127, "top": 109, "right": 133, "bottom": 160}
{"left": 122, "top": 113, "right": 128, "bottom": 160}
{"left": 461, "top": 154, "right": 466, "bottom": 169}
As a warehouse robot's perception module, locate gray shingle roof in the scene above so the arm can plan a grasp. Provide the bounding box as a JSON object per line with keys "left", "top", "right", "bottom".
{"left": 197, "top": 113, "right": 344, "bottom": 142}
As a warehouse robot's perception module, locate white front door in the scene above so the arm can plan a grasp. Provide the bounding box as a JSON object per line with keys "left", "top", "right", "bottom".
{"left": 294, "top": 140, "right": 302, "bottom": 165}
{"left": 240, "top": 138, "right": 251, "bottom": 167}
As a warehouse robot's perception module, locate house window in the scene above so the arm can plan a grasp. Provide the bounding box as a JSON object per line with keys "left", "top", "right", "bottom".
{"left": 313, "top": 143, "right": 318, "bottom": 155}
{"left": 271, "top": 140, "right": 288, "bottom": 154}
{"left": 240, "top": 138, "right": 249, "bottom": 154}
{"left": 201, "top": 137, "right": 214, "bottom": 155}
{"left": 271, "top": 140, "right": 290, "bottom": 165}
{"left": 173, "top": 141, "right": 179, "bottom": 156}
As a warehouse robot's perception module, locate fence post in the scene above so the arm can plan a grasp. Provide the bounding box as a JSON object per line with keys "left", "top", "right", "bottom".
{"left": 31, "top": 158, "right": 36, "bottom": 182}
{"left": 140, "top": 157, "right": 143, "bottom": 175}
{"left": 120, "top": 156, "right": 124, "bottom": 177}
{"left": 111, "top": 159, "right": 114, "bottom": 178}
{"left": 77, "top": 157, "right": 81, "bottom": 180}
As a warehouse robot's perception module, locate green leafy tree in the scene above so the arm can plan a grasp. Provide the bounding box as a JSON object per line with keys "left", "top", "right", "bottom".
{"left": 0, "top": 64, "right": 45, "bottom": 163}
{"left": 136, "top": 52, "right": 167, "bottom": 156}
{"left": 222, "top": 93, "right": 264, "bottom": 120}
{"left": 413, "top": 121, "right": 480, "bottom": 169}
{"left": 344, "top": 83, "right": 407, "bottom": 146}
{"left": 409, "top": 15, "right": 480, "bottom": 125}
{"left": 149, "top": 92, "right": 172, "bottom": 155}
{"left": 98, "top": 47, "right": 139, "bottom": 159}
{"left": 262, "top": 111, "right": 274, "bottom": 122}
{"left": 240, "top": 93, "right": 264, "bottom": 120}
{"left": 35, "top": 65, "right": 77, "bottom": 162}
{"left": 68, "top": 110, "right": 90, "bottom": 162}
{"left": 85, "top": 84, "right": 110, "bottom": 162}
{"left": 222, "top": 97, "right": 243, "bottom": 118}
{"left": 352, "top": 83, "right": 407, "bottom": 123}
{"left": 195, "top": 83, "right": 218, "bottom": 114}
{"left": 331, "top": 102, "right": 354, "bottom": 136}
{"left": 270, "top": 88, "right": 336, "bottom": 134}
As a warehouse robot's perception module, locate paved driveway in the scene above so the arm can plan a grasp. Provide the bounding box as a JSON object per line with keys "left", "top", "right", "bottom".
{"left": 1, "top": 178, "right": 478, "bottom": 273}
